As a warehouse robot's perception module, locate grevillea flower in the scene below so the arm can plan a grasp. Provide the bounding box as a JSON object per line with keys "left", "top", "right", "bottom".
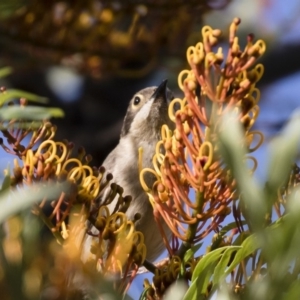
{"left": 0, "top": 98, "right": 146, "bottom": 288}
{"left": 140, "top": 18, "right": 266, "bottom": 259}
{"left": 151, "top": 255, "right": 197, "bottom": 297}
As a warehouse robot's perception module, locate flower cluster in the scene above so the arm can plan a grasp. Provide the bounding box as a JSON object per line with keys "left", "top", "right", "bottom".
{"left": 0, "top": 16, "right": 273, "bottom": 299}
{"left": 0, "top": 96, "right": 146, "bottom": 286}
{"left": 140, "top": 18, "right": 266, "bottom": 259}
{"left": 154, "top": 256, "right": 197, "bottom": 295}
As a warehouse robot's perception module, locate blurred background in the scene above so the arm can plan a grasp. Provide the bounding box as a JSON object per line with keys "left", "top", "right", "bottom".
{"left": 0, "top": 0, "right": 300, "bottom": 298}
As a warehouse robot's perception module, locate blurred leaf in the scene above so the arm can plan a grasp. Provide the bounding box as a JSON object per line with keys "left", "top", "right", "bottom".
{"left": 164, "top": 280, "right": 188, "bottom": 300}
{"left": 218, "top": 111, "right": 265, "bottom": 231}
{"left": 0, "top": 182, "right": 69, "bottom": 223}
{"left": 0, "top": 66, "right": 13, "bottom": 78}
{"left": 0, "top": 106, "right": 64, "bottom": 120}
{"left": 0, "top": 120, "right": 44, "bottom": 130}
{"left": 267, "top": 112, "right": 300, "bottom": 195}
{"left": 0, "top": 89, "right": 48, "bottom": 105}
{"left": 0, "top": 168, "right": 11, "bottom": 193}
{"left": 0, "top": 0, "right": 25, "bottom": 19}
{"left": 284, "top": 279, "right": 300, "bottom": 300}
{"left": 82, "top": 269, "right": 133, "bottom": 300}
{"left": 215, "top": 284, "right": 237, "bottom": 300}
{"left": 256, "top": 188, "right": 300, "bottom": 283}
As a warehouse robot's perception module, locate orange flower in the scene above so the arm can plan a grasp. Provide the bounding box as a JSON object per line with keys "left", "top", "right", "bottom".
{"left": 140, "top": 18, "right": 266, "bottom": 255}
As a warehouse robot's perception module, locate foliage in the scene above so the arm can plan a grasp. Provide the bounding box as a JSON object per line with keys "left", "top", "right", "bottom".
{"left": 0, "top": 17, "right": 300, "bottom": 300}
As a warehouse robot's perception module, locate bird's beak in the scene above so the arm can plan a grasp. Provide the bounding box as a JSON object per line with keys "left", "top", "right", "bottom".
{"left": 151, "top": 79, "right": 168, "bottom": 102}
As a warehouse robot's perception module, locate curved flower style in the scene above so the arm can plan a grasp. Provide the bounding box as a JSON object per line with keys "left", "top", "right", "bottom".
{"left": 151, "top": 255, "right": 197, "bottom": 296}
{"left": 140, "top": 18, "right": 266, "bottom": 255}
{"left": 0, "top": 99, "right": 146, "bottom": 285}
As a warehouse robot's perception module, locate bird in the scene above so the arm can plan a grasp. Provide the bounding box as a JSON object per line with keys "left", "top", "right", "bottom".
{"left": 82, "top": 80, "right": 175, "bottom": 265}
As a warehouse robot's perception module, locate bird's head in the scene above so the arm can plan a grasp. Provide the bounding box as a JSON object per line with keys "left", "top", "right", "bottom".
{"left": 121, "top": 80, "right": 174, "bottom": 140}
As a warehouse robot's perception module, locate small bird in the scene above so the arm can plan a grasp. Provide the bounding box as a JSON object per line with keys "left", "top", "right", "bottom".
{"left": 83, "top": 80, "right": 174, "bottom": 264}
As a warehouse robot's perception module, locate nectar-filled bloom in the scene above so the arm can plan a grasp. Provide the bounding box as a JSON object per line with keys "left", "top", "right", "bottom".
{"left": 140, "top": 18, "right": 266, "bottom": 255}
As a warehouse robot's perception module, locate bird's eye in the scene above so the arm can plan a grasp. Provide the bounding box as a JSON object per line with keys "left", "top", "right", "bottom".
{"left": 133, "top": 96, "right": 141, "bottom": 106}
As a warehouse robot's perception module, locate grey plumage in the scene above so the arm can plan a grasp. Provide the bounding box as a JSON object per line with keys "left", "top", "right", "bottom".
{"left": 83, "top": 80, "right": 174, "bottom": 264}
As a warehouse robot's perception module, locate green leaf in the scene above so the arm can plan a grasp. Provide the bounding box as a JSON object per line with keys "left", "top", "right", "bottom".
{"left": 182, "top": 278, "right": 204, "bottom": 300}
{"left": 180, "top": 243, "right": 203, "bottom": 279}
{"left": 183, "top": 243, "right": 203, "bottom": 264}
{"left": 0, "top": 106, "right": 64, "bottom": 120}
{"left": 232, "top": 231, "right": 251, "bottom": 246}
{"left": 225, "top": 234, "right": 259, "bottom": 275}
{"left": 213, "top": 246, "right": 241, "bottom": 285}
{"left": 0, "top": 89, "right": 48, "bottom": 105}
{"left": 191, "top": 247, "right": 229, "bottom": 282}
{"left": 183, "top": 246, "right": 230, "bottom": 300}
